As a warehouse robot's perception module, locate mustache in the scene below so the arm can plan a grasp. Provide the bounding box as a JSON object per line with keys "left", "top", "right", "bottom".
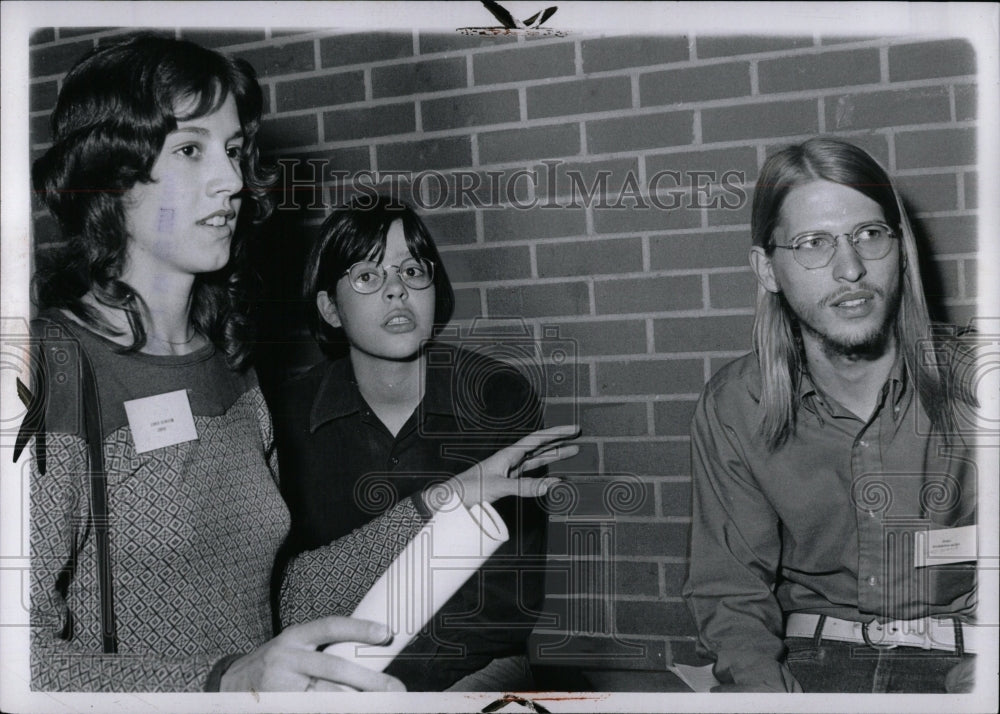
{"left": 822, "top": 284, "right": 883, "bottom": 307}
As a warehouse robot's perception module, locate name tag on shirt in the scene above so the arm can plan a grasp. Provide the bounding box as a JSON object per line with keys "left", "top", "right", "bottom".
{"left": 124, "top": 389, "right": 198, "bottom": 454}
{"left": 914, "top": 525, "right": 977, "bottom": 567}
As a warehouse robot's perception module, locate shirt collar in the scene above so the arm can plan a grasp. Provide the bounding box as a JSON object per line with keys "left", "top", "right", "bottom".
{"left": 308, "top": 349, "right": 458, "bottom": 433}
{"left": 798, "top": 349, "right": 908, "bottom": 415}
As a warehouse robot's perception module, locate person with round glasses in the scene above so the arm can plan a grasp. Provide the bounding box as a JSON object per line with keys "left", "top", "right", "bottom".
{"left": 271, "top": 196, "right": 565, "bottom": 691}
{"left": 683, "top": 138, "right": 978, "bottom": 693}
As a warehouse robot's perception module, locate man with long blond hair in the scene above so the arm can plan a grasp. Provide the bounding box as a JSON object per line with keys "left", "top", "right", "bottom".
{"left": 683, "top": 137, "right": 978, "bottom": 693}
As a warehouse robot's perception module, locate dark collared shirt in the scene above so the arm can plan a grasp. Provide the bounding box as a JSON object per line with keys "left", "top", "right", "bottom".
{"left": 271, "top": 344, "right": 547, "bottom": 690}
{"left": 683, "top": 352, "right": 976, "bottom": 691}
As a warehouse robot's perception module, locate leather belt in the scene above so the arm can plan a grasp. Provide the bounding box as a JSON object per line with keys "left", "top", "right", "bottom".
{"left": 785, "top": 613, "right": 980, "bottom": 654}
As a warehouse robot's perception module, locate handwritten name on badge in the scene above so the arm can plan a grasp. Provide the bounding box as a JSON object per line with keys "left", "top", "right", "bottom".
{"left": 124, "top": 389, "right": 198, "bottom": 454}
{"left": 914, "top": 525, "right": 977, "bottom": 568}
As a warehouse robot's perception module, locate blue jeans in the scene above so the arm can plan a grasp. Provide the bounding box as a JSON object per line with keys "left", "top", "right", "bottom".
{"left": 785, "top": 637, "right": 975, "bottom": 693}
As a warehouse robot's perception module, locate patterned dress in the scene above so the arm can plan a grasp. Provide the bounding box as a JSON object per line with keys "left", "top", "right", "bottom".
{"left": 29, "top": 311, "right": 424, "bottom": 691}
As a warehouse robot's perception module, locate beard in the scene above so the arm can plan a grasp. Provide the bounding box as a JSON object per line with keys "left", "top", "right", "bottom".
{"left": 784, "top": 284, "right": 902, "bottom": 361}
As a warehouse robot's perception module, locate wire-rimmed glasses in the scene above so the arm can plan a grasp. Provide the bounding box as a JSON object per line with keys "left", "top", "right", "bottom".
{"left": 772, "top": 221, "right": 898, "bottom": 269}
{"left": 343, "top": 257, "right": 435, "bottom": 294}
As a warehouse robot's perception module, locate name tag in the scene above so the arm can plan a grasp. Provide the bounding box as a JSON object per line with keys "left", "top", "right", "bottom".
{"left": 915, "top": 525, "right": 977, "bottom": 567}
{"left": 124, "top": 389, "right": 198, "bottom": 454}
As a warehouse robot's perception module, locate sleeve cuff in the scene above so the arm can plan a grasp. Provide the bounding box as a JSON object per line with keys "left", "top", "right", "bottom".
{"left": 204, "top": 652, "right": 245, "bottom": 692}
{"left": 410, "top": 491, "right": 434, "bottom": 523}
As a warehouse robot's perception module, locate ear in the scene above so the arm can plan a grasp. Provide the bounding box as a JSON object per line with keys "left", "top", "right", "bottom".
{"left": 316, "top": 290, "right": 342, "bottom": 328}
{"left": 749, "top": 247, "right": 781, "bottom": 294}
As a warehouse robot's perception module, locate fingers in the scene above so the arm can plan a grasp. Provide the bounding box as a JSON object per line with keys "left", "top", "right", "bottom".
{"left": 285, "top": 615, "right": 391, "bottom": 649}
{"left": 517, "top": 444, "right": 580, "bottom": 474}
{"left": 299, "top": 651, "right": 406, "bottom": 692}
{"left": 483, "top": 475, "right": 565, "bottom": 502}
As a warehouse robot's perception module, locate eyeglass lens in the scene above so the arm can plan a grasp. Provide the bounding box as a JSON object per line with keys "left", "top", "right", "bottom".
{"left": 346, "top": 258, "right": 434, "bottom": 293}
{"left": 789, "top": 223, "right": 894, "bottom": 268}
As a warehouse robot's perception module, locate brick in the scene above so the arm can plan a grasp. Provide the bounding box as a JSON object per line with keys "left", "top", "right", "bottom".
{"left": 538, "top": 157, "right": 641, "bottom": 201}
{"left": 614, "top": 561, "right": 661, "bottom": 597}
{"left": 30, "top": 39, "right": 93, "bottom": 77}
{"left": 422, "top": 89, "right": 520, "bottom": 130}
{"left": 479, "top": 124, "right": 580, "bottom": 165}
{"left": 441, "top": 245, "right": 531, "bottom": 282}
{"left": 613, "top": 521, "right": 689, "bottom": 557}
{"left": 586, "top": 110, "right": 694, "bottom": 154}
{"left": 653, "top": 314, "right": 753, "bottom": 352}
{"left": 30, "top": 81, "right": 59, "bottom": 113}
{"left": 653, "top": 399, "right": 698, "bottom": 436}
{"left": 30, "top": 113, "right": 52, "bottom": 146}
{"left": 179, "top": 29, "right": 266, "bottom": 48}
{"left": 895, "top": 173, "right": 959, "bottom": 213}
{"left": 647, "top": 147, "right": 758, "bottom": 185}
{"left": 59, "top": 27, "right": 115, "bottom": 39}
{"left": 595, "top": 274, "right": 702, "bottom": 315}
{"left": 641, "top": 61, "right": 751, "bottom": 107}
{"left": 955, "top": 84, "right": 977, "bottom": 122}
{"left": 825, "top": 86, "right": 950, "bottom": 131}
{"left": 596, "top": 359, "right": 704, "bottom": 396}
{"left": 578, "top": 402, "right": 649, "bottom": 437}
{"left": 276, "top": 71, "right": 365, "bottom": 112}
{"left": 662, "top": 562, "right": 690, "bottom": 594}
{"left": 276, "top": 146, "right": 371, "bottom": 181}
{"left": 546, "top": 441, "right": 600, "bottom": 475}
{"left": 528, "top": 76, "right": 633, "bottom": 120}
{"left": 418, "top": 31, "right": 516, "bottom": 55}
{"left": 706, "top": 186, "right": 752, "bottom": 227}
{"left": 236, "top": 41, "right": 315, "bottom": 78}
{"left": 483, "top": 205, "right": 587, "bottom": 241}
{"left": 702, "top": 99, "right": 817, "bottom": 142}
{"left": 914, "top": 215, "right": 977, "bottom": 254}
{"left": 30, "top": 28, "right": 55, "bottom": 45}
{"left": 708, "top": 270, "right": 756, "bottom": 309}
{"left": 474, "top": 42, "right": 575, "bottom": 85}
{"left": 888, "top": 39, "right": 976, "bottom": 82}
{"left": 964, "top": 259, "right": 977, "bottom": 299}
{"left": 617, "top": 600, "right": 695, "bottom": 637}
{"left": 434, "top": 167, "right": 534, "bottom": 208}
{"left": 581, "top": 35, "right": 689, "bottom": 73}
{"left": 259, "top": 114, "right": 318, "bottom": 150}
{"left": 420, "top": 210, "right": 477, "bottom": 246}
{"left": 377, "top": 135, "right": 472, "bottom": 171}
{"left": 963, "top": 172, "right": 977, "bottom": 209}
{"left": 759, "top": 49, "right": 880, "bottom": 94}
{"left": 546, "top": 361, "right": 591, "bottom": 399}
{"left": 555, "top": 320, "right": 647, "bottom": 357}
{"left": 373, "top": 56, "right": 467, "bottom": 98}
{"left": 592, "top": 201, "right": 702, "bottom": 234}
{"left": 542, "top": 477, "right": 656, "bottom": 518}
{"left": 537, "top": 237, "right": 643, "bottom": 278}
{"left": 320, "top": 32, "right": 412, "bottom": 68}
{"left": 895, "top": 128, "right": 975, "bottom": 169}
{"left": 650, "top": 231, "right": 749, "bottom": 270}
{"left": 452, "top": 287, "right": 483, "bottom": 321}
{"left": 322, "top": 101, "right": 415, "bottom": 141}
{"left": 926, "top": 259, "right": 961, "bottom": 301}
{"left": 818, "top": 36, "right": 870, "bottom": 46}
{"left": 486, "top": 282, "right": 591, "bottom": 318}
{"left": 96, "top": 30, "right": 171, "bottom": 49}
{"left": 605, "top": 441, "right": 689, "bottom": 476}
{"left": 696, "top": 35, "right": 813, "bottom": 58}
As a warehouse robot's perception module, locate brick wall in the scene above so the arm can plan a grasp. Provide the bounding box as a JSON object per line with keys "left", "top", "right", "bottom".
{"left": 29, "top": 28, "right": 980, "bottom": 673}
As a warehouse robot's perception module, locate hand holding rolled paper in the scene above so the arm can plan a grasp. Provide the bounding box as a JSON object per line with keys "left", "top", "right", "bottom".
{"left": 441, "top": 424, "right": 581, "bottom": 509}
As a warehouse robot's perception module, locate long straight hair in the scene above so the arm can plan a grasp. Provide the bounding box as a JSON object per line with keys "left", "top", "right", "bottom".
{"left": 751, "top": 138, "right": 971, "bottom": 449}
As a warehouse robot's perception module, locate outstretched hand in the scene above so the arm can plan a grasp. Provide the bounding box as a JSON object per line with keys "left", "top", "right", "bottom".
{"left": 437, "top": 424, "right": 581, "bottom": 509}
{"left": 220, "top": 615, "right": 405, "bottom": 692}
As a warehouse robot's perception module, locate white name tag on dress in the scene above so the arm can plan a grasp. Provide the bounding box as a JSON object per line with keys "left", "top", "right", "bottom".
{"left": 124, "top": 389, "right": 198, "bottom": 454}
{"left": 914, "top": 525, "right": 977, "bottom": 567}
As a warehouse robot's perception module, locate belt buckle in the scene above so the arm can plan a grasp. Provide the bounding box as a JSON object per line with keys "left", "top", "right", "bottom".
{"left": 862, "top": 619, "right": 899, "bottom": 649}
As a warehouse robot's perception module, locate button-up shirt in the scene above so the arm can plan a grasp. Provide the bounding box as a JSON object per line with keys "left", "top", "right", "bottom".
{"left": 271, "top": 344, "right": 547, "bottom": 690}
{"left": 683, "top": 352, "right": 976, "bottom": 691}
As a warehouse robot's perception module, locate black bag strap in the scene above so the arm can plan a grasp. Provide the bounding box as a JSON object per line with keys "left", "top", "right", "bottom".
{"left": 79, "top": 346, "right": 118, "bottom": 654}
{"left": 14, "top": 324, "right": 118, "bottom": 653}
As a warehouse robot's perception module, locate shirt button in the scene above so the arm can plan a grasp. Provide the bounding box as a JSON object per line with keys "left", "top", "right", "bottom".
{"left": 868, "top": 510, "right": 876, "bottom": 519}
{"left": 390, "top": 457, "right": 399, "bottom": 466}
{"left": 868, "top": 576, "right": 878, "bottom": 587}
{"left": 859, "top": 440, "right": 868, "bottom": 448}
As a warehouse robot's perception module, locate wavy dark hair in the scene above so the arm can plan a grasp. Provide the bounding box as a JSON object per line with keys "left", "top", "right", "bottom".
{"left": 31, "top": 34, "right": 277, "bottom": 370}
{"left": 751, "top": 137, "right": 974, "bottom": 449}
{"left": 304, "top": 196, "right": 456, "bottom": 357}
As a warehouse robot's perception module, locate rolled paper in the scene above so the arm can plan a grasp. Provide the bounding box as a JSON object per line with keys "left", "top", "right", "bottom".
{"left": 324, "top": 491, "right": 509, "bottom": 672}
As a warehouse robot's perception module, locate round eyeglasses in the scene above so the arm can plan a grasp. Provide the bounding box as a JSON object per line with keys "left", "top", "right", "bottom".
{"left": 772, "top": 221, "right": 898, "bottom": 269}
{"left": 343, "top": 257, "right": 435, "bottom": 294}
